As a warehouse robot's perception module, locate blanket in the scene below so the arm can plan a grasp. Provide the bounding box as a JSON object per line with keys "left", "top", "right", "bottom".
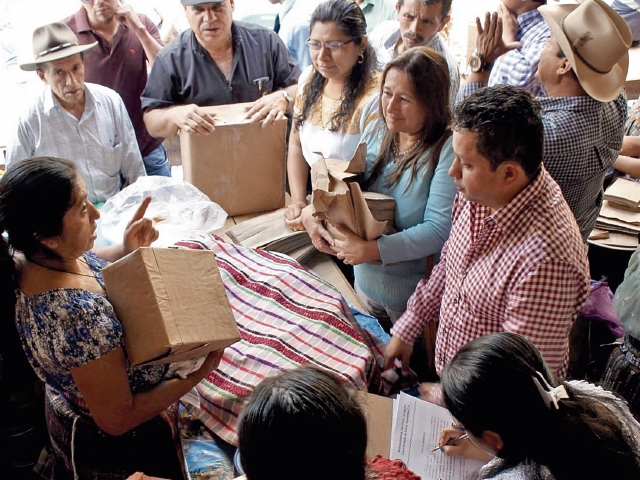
{"left": 174, "top": 235, "right": 384, "bottom": 445}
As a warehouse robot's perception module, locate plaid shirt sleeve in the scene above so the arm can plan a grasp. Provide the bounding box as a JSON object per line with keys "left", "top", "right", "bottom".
{"left": 391, "top": 195, "right": 467, "bottom": 344}
{"left": 503, "top": 260, "right": 590, "bottom": 378}
{"left": 542, "top": 94, "right": 627, "bottom": 183}
{"left": 455, "top": 81, "right": 485, "bottom": 105}
{"left": 489, "top": 39, "right": 547, "bottom": 93}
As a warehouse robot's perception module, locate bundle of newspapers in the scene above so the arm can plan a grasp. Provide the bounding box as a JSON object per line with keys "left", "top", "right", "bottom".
{"left": 225, "top": 208, "right": 316, "bottom": 263}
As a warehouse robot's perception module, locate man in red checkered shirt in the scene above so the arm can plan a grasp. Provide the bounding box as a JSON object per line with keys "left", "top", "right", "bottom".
{"left": 384, "top": 85, "right": 590, "bottom": 384}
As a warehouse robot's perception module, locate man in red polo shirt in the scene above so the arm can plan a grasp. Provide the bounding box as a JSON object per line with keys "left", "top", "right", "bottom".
{"left": 63, "top": 0, "right": 169, "bottom": 176}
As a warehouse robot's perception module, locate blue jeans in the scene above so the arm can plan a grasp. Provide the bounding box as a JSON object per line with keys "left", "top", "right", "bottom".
{"left": 143, "top": 143, "right": 171, "bottom": 177}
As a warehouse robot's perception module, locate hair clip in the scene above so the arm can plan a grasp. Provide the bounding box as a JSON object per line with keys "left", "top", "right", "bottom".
{"left": 531, "top": 371, "right": 569, "bottom": 410}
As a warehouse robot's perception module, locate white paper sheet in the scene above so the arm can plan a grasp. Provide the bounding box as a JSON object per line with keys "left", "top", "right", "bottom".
{"left": 391, "top": 392, "right": 485, "bottom": 480}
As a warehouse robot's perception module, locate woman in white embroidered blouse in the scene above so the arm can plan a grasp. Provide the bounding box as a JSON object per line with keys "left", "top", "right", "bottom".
{"left": 283, "top": 0, "right": 380, "bottom": 230}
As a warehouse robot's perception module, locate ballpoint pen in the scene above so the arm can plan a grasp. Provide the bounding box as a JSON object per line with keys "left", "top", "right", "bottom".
{"left": 431, "top": 432, "right": 469, "bottom": 452}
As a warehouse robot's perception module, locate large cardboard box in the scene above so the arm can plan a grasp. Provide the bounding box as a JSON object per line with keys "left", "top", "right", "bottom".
{"left": 102, "top": 247, "right": 241, "bottom": 366}
{"left": 179, "top": 103, "right": 287, "bottom": 216}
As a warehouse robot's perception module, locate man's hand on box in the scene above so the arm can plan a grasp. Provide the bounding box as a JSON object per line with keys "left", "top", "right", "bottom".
{"left": 171, "top": 104, "right": 216, "bottom": 135}
{"left": 300, "top": 205, "right": 336, "bottom": 255}
{"left": 244, "top": 91, "right": 288, "bottom": 127}
{"left": 122, "top": 197, "right": 159, "bottom": 254}
{"left": 333, "top": 224, "right": 380, "bottom": 265}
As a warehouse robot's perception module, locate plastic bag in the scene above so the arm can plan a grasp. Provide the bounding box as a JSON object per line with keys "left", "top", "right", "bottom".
{"left": 582, "top": 280, "right": 624, "bottom": 338}
{"left": 100, "top": 177, "right": 228, "bottom": 247}
{"left": 613, "top": 246, "right": 640, "bottom": 339}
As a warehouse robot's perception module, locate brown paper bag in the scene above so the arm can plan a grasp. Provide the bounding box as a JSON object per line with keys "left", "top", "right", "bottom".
{"left": 310, "top": 144, "right": 393, "bottom": 243}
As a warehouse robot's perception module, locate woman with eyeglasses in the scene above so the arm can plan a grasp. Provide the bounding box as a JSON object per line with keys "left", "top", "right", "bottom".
{"left": 439, "top": 332, "right": 640, "bottom": 480}
{"left": 283, "top": 0, "right": 380, "bottom": 231}
{"left": 299, "top": 47, "right": 456, "bottom": 347}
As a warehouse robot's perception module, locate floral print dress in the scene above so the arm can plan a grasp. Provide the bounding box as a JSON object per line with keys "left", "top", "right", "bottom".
{"left": 14, "top": 251, "right": 167, "bottom": 399}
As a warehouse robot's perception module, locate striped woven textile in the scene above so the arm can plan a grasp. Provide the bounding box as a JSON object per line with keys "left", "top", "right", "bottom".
{"left": 174, "top": 235, "right": 382, "bottom": 446}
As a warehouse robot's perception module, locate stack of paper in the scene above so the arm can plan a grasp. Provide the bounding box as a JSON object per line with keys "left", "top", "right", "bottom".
{"left": 359, "top": 392, "right": 484, "bottom": 480}
{"left": 590, "top": 179, "right": 640, "bottom": 249}
{"left": 390, "top": 393, "right": 485, "bottom": 480}
{"left": 364, "top": 191, "right": 396, "bottom": 234}
{"left": 603, "top": 178, "right": 640, "bottom": 212}
{"left": 226, "top": 208, "right": 315, "bottom": 262}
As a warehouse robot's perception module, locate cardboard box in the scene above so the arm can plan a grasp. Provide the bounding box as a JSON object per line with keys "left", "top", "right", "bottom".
{"left": 359, "top": 392, "right": 393, "bottom": 459}
{"left": 180, "top": 102, "right": 287, "bottom": 216}
{"left": 102, "top": 247, "right": 241, "bottom": 366}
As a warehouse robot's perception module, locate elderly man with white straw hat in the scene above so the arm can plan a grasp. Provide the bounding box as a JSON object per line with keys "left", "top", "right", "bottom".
{"left": 457, "top": 0, "right": 631, "bottom": 242}
{"left": 6, "top": 22, "right": 146, "bottom": 205}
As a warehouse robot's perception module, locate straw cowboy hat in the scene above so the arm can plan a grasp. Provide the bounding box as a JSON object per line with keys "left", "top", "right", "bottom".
{"left": 20, "top": 22, "right": 97, "bottom": 72}
{"left": 539, "top": 0, "right": 632, "bottom": 102}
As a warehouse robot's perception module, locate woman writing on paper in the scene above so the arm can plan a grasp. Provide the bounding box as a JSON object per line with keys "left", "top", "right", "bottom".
{"left": 284, "top": 0, "right": 380, "bottom": 230}
{"left": 0, "top": 157, "right": 224, "bottom": 479}
{"left": 438, "top": 332, "right": 640, "bottom": 479}
{"left": 302, "top": 47, "right": 457, "bottom": 328}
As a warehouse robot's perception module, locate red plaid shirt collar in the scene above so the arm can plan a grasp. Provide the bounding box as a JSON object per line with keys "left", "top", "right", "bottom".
{"left": 468, "top": 167, "right": 546, "bottom": 241}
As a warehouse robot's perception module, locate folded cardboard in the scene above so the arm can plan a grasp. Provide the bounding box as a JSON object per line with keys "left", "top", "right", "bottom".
{"left": 102, "top": 247, "right": 241, "bottom": 366}
{"left": 311, "top": 144, "right": 394, "bottom": 245}
{"left": 180, "top": 102, "right": 287, "bottom": 216}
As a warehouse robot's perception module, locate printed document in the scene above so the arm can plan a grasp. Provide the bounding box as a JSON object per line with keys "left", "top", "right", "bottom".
{"left": 390, "top": 392, "right": 485, "bottom": 480}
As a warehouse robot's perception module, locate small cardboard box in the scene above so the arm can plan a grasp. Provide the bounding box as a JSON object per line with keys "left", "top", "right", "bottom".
{"left": 102, "top": 247, "right": 241, "bottom": 366}
{"left": 179, "top": 103, "right": 287, "bottom": 216}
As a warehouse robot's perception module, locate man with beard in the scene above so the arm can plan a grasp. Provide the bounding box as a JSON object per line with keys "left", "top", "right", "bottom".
{"left": 368, "top": 0, "right": 459, "bottom": 105}
{"left": 63, "top": 0, "right": 169, "bottom": 176}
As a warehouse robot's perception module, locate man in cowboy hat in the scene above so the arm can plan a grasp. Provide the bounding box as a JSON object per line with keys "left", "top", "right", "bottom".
{"left": 141, "top": 0, "right": 299, "bottom": 138}
{"left": 63, "top": 0, "right": 169, "bottom": 177}
{"left": 457, "top": 0, "right": 631, "bottom": 241}
{"left": 6, "top": 22, "right": 145, "bottom": 205}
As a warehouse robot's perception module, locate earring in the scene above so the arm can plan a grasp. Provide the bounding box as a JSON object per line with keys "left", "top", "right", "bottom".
{"left": 357, "top": 53, "right": 364, "bottom": 64}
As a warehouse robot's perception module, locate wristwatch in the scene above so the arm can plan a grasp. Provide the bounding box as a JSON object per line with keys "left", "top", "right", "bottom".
{"left": 469, "top": 51, "right": 493, "bottom": 73}
{"left": 281, "top": 90, "right": 293, "bottom": 106}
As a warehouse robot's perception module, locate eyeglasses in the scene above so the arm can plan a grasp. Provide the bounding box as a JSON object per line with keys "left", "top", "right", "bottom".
{"left": 305, "top": 39, "right": 355, "bottom": 52}
{"left": 80, "top": 0, "right": 93, "bottom": 3}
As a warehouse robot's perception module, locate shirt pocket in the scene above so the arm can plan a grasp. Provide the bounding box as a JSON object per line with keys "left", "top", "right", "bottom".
{"left": 91, "top": 133, "right": 123, "bottom": 179}
{"left": 251, "top": 78, "right": 274, "bottom": 99}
